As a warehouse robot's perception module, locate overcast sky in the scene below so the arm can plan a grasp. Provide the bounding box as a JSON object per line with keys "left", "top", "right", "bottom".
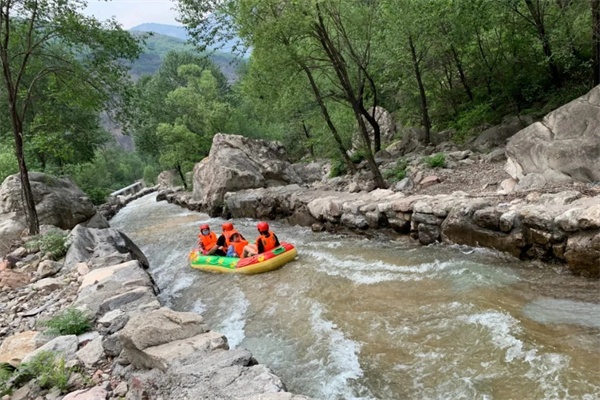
{"left": 83, "top": 0, "right": 181, "bottom": 29}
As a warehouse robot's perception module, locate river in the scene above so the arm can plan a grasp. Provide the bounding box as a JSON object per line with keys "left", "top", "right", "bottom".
{"left": 111, "top": 193, "right": 600, "bottom": 400}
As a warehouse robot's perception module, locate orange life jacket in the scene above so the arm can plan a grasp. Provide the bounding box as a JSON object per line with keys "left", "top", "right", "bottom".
{"left": 231, "top": 239, "right": 249, "bottom": 257}
{"left": 256, "top": 231, "right": 277, "bottom": 253}
{"left": 223, "top": 229, "right": 243, "bottom": 247}
{"left": 198, "top": 231, "right": 217, "bottom": 250}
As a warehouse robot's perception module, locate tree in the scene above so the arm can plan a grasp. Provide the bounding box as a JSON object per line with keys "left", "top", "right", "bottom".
{"left": 179, "top": 0, "right": 387, "bottom": 188}
{"left": 132, "top": 51, "right": 227, "bottom": 163}
{"left": 593, "top": 0, "right": 600, "bottom": 84}
{"left": 0, "top": 0, "right": 140, "bottom": 234}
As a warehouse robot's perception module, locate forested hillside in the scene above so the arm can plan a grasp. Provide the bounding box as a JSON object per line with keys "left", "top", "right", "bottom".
{"left": 127, "top": 30, "right": 239, "bottom": 81}
{"left": 2, "top": 0, "right": 600, "bottom": 234}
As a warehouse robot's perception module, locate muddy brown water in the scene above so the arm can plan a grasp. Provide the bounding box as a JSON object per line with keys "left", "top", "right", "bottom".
{"left": 111, "top": 194, "right": 600, "bottom": 400}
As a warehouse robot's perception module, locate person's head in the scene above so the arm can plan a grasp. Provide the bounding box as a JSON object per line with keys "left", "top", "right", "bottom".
{"left": 230, "top": 232, "right": 241, "bottom": 242}
{"left": 222, "top": 222, "right": 234, "bottom": 232}
{"left": 200, "top": 224, "right": 210, "bottom": 236}
{"left": 257, "top": 221, "right": 269, "bottom": 235}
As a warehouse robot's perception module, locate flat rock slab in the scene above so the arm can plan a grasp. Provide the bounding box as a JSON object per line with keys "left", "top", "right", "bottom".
{"left": 0, "top": 331, "right": 39, "bottom": 366}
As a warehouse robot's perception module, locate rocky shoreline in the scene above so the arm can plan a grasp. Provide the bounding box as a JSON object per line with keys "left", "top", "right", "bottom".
{"left": 159, "top": 184, "right": 600, "bottom": 279}
{"left": 0, "top": 221, "right": 310, "bottom": 399}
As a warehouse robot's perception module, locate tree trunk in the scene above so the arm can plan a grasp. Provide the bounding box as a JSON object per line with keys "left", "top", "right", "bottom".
{"left": 409, "top": 34, "right": 431, "bottom": 144}
{"left": 13, "top": 124, "right": 39, "bottom": 235}
{"left": 450, "top": 45, "right": 474, "bottom": 101}
{"left": 300, "top": 63, "right": 356, "bottom": 174}
{"left": 524, "top": 0, "right": 562, "bottom": 87}
{"left": 301, "top": 121, "right": 314, "bottom": 157}
{"left": 313, "top": 7, "right": 386, "bottom": 188}
{"left": 358, "top": 103, "right": 381, "bottom": 153}
{"left": 593, "top": 0, "right": 600, "bottom": 85}
{"left": 176, "top": 163, "right": 187, "bottom": 190}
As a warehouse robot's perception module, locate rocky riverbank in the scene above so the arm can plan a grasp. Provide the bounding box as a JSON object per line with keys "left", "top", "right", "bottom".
{"left": 0, "top": 223, "right": 310, "bottom": 400}
{"left": 158, "top": 182, "right": 600, "bottom": 279}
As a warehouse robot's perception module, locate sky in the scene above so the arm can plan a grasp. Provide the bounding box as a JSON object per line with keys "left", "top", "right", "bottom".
{"left": 83, "top": 0, "right": 181, "bottom": 29}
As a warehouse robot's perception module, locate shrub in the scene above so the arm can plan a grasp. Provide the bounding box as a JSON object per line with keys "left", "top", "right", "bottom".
{"left": 384, "top": 159, "right": 408, "bottom": 182}
{"left": 84, "top": 187, "right": 111, "bottom": 205}
{"left": 12, "top": 351, "right": 70, "bottom": 392}
{"left": 142, "top": 165, "right": 159, "bottom": 186}
{"left": 40, "top": 308, "right": 91, "bottom": 336}
{"left": 424, "top": 153, "right": 446, "bottom": 168}
{"left": 0, "top": 364, "right": 13, "bottom": 397}
{"left": 24, "top": 231, "right": 69, "bottom": 259}
{"left": 349, "top": 150, "right": 365, "bottom": 164}
{"left": 329, "top": 159, "right": 347, "bottom": 178}
{"left": 451, "top": 103, "right": 496, "bottom": 143}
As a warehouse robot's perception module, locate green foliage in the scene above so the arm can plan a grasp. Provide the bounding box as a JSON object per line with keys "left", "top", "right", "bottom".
{"left": 0, "top": 364, "right": 13, "bottom": 396}
{"left": 11, "top": 351, "right": 71, "bottom": 392}
{"left": 424, "top": 153, "right": 446, "bottom": 168}
{"left": 384, "top": 160, "right": 408, "bottom": 182}
{"left": 451, "top": 103, "right": 498, "bottom": 143}
{"left": 329, "top": 159, "right": 347, "bottom": 178}
{"left": 143, "top": 165, "right": 160, "bottom": 186}
{"left": 350, "top": 150, "right": 365, "bottom": 164}
{"left": 24, "top": 231, "right": 68, "bottom": 259}
{"left": 64, "top": 147, "right": 145, "bottom": 205}
{"left": 40, "top": 308, "right": 92, "bottom": 336}
{"left": 0, "top": 145, "right": 17, "bottom": 184}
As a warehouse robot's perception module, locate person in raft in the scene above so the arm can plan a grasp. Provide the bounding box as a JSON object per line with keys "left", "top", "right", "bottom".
{"left": 242, "top": 221, "right": 280, "bottom": 258}
{"left": 226, "top": 232, "right": 249, "bottom": 258}
{"left": 198, "top": 224, "right": 218, "bottom": 255}
{"left": 215, "top": 222, "right": 246, "bottom": 257}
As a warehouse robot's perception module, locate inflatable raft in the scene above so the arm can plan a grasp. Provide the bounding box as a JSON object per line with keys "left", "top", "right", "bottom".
{"left": 189, "top": 242, "right": 297, "bottom": 274}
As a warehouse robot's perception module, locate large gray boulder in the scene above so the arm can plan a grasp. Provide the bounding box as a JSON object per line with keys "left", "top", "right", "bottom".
{"left": 0, "top": 172, "right": 97, "bottom": 256}
{"left": 192, "top": 134, "right": 303, "bottom": 215}
{"left": 469, "top": 115, "right": 534, "bottom": 152}
{"left": 505, "top": 86, "right": 600, "bottom": 183}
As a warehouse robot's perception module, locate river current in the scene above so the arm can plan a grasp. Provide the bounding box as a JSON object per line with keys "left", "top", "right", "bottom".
{"left": 111, "top": 194, "right": 600, "bottom": 400}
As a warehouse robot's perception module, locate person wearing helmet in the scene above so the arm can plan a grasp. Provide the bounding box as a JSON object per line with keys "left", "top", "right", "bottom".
{"left": 215, "top": 221, "right": 246, "bottom": 257}
{"left": 198, "top": 224, "right": 218, "bottom": 255}
{"left": 225, "top": 232, "right": 249, "bottom": 258}
{"left": 242, "top": 221, "right": 280, "bottom": 258}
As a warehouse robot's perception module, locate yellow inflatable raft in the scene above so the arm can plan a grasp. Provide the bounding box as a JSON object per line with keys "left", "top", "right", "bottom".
{"left": 188, "top": 242, "right": 297, "bottom": 274}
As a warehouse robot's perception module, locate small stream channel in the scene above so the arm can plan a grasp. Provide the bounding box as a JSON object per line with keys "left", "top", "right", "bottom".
{"left": 111, "top": 194, "right": 600, "bottom": 400}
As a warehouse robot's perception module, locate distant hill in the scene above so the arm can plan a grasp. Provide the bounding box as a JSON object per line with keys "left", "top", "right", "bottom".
{"left": 128, "top": 31, "right": 240, "bottom": 82}
{"left": 130, "top": 23, "right": 189, "bottom": 41}
{"left": 129, "top": 22, "right": 241, "bottom": 53}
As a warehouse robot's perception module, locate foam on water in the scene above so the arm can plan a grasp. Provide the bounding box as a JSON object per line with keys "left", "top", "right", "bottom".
{"left": 215, "top": 286, "right": 249, "bottom": 349}
{"left": 460, "top": 310, "right": 572, "bottom": 398}
{"left": 303, "top": 249, "right": 457, "bottom": 284}
{"left": 309, "top": 303, "right": 372, "bottom": 400}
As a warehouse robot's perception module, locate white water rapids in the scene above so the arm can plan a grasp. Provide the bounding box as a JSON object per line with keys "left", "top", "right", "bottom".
{"left": 111, "top": 194, "right": 600, "bottom": 400}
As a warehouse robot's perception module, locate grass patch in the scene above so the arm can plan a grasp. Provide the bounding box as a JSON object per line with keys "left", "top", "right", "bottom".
{"left": 384, "top": 159, "right": 408, "bottom": 182}
{"left": 349, "top": 150, "right": 365, "bottom": 164}
{"left": 24, "top": 230, "right": 69, "bottom": 259}
{"left": 329, "top": 159, "right": 347, "bottom": 178}
{"left": 1, "top": 351, "right": 72, "bottom": 395}
{"left": 41, "top": 308, "right": 92, "bottom": 336}
{"left": 424, "top": 153, "right": 446, "bottom": 168}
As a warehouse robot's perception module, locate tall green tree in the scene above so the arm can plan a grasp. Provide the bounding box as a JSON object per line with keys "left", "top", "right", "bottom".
{"left": 179, "top": 0, "right": 387, "bottom": 187}
{"left": 0, "top": 0, "right": 140, "bottom": 234}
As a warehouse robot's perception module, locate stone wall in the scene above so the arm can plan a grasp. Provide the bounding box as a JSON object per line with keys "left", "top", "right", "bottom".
{"left": 160, "top": 186, "right": 600, "bottom": 278}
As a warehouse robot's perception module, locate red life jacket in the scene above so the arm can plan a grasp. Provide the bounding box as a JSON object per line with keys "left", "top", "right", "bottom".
{"left": 198, "top": 232, "right": 217, "bottom": 251}
{"left": 256, "top": 231, "right": 277, "bottom": 253}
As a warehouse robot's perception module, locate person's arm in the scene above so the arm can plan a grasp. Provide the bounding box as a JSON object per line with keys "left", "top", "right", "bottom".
{"left": 257, "top": 238, "right": 265, "bottom": 254}
{"left": 216, "top": 236, "right": 226, "bottom": 252}
{"left": 273, "top": 233, "right": 280, "bottom": 247}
